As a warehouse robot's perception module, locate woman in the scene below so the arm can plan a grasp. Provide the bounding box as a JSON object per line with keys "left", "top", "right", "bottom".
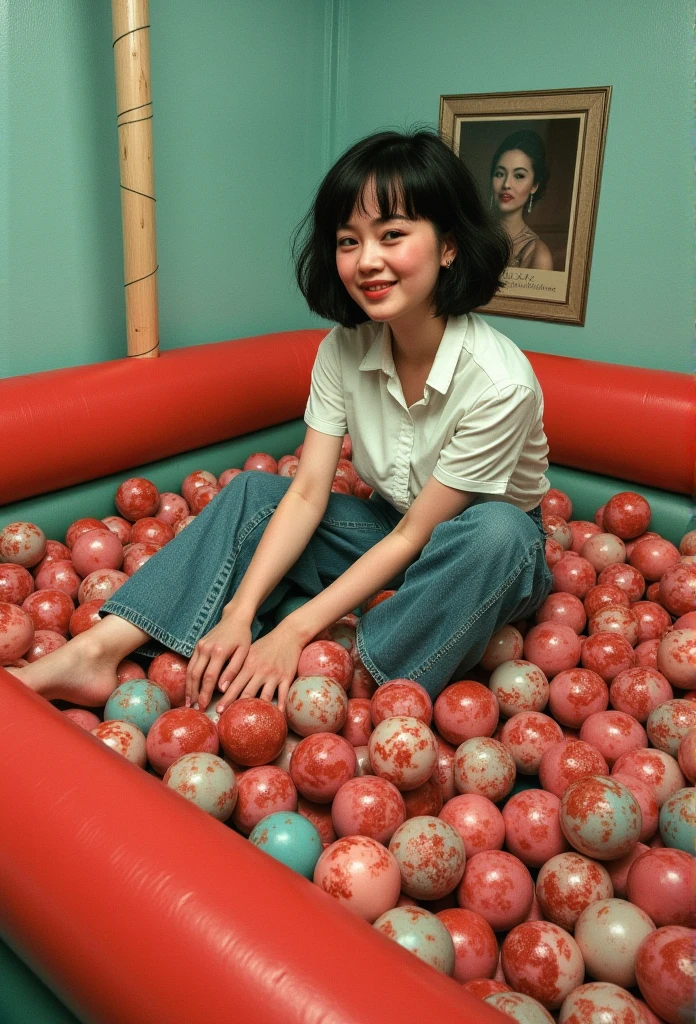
{"left": 490, "top": 130, "right": 553, "bottom": 271}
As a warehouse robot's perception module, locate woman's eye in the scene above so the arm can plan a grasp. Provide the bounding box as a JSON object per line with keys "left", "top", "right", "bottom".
{"left": 337, "top": 237, "right": 356, "bottom": 248}
{"left": 383, "top": 230, "right": 403, "bottom": 240}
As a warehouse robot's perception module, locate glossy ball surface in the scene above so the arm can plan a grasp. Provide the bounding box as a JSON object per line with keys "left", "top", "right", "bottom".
{"left": 115, "top": 477, "right": 160, "bottom": 522}
{"left": 549, "top": 669, "right": 609, "bottom": 728}
{"left": 489, "top": 660, "right": 550, "bottom": 717}
{"left": 297, "top": 640, "right": 353, "bottom": 690}
{"left": 232, "top": 766, "right": 297, "bottom": 835}
{"left": 314, "top": 835, "right": 401, "bottom": 922}
{"left": 371, "top": 679, "right": 432, "bottom": 726}
{"left": 581, "top": 633, "right": 635, "bottom": 683}
{"left": 635, "top": 926, "right": 695, "bottom": 1024}
{"left": 659, "top": 786, "right": 695, "bottom": 856}
{"left": 535, "top": 592, "right": 587, "bottom": 635}
{"left": 248, "top": 811, "right": 322, "bottom": 878}
{"left": 559, "top": 983, "right": 650, "bottom": 1024}
{"left": 539, "top": 739, "right": 609, "bottom": 799}
{"left": 147, "top": 651, "right": 189, "bottom": 708}
{"left": 579, "top": 711, "right": 647, "bottom": 767}
{"left": 480, "top": 624, "right": 524, "bottom": 671}
{"left": 285, "top": 675, "right": 348, "bottom": 736}
{"left": 500, "top": 712, "right": 563, "bottom": 775}
{"left": 626, "top": 847, "right": 695, "bottom": 928}
{"left": 439, "top": 793, "right": 505, "bottom": 859}
{"left": 612, "top": 748, "right": 686, "bottom": 807}
{"left": 656, "top": 629, "right": 696, "bottom": 690}
{"left": 92, "top": 720, "right": 147, "bottom": 767}
{"left": 218, "top": 697, "right": 287, "bottom": 766}
{"left": 104, "top": 679, "right": 171, "bottom": 736}
{"left": 289, "top": 732, "right": 356, "bottom": 803}
{"left": 501, "top": 920, "right": 585, "bottom": 1010}
{"left": 486, "top": 992, "right": 554, "bottom": 1024}
{"left": 560, "top": 775, "right": 642, "bottom": 860}
{"left": 602, "top": 492, "right": 651, "bottom": 539}
{"left": 373, "top": 905, "right": 455, "bottom": 974}
{"left": 0, "top": 522, "right": 47, "bottom": 568}
{"left": 433, "top": 680, "right": 498, "bottom": 743}
{"left": 524, "top": 623, "right": 582, "bottom": 677}
{"left": 454, "top": 737, "right": 516, "bottom": 802}
{"left": 536, "top": 851, "right": 613, "bottom": 931}
{"left": 609, "top": 667, "right": 673, "bottom": 723}
{"left": 368, "top": 715, "right": 437, "bottom": 791}
{"left": 647, "top": 700, "right": 696, "bottom": 756}
{"left": 389, "top": 815, "right": 466, "bottom": 900}
{"left": 659, "top": 565, "right": 696, "bottom": 617}
{"left": 163, "top": 752, "right": 237, "bottom": 821}
{"left": 502, "top": 789, "right": 569, "bottom": 868}
{"left": 436, "top": 907, "right": 498, "bottom": 984}
{"left": 331, "top": 775, "right": 405, "bottom": 843}
{"left": 145, "top": 708, "right": 219, "bottom": 775}
{"left": 457, "top": 850, "right": 534, "bottom": 931}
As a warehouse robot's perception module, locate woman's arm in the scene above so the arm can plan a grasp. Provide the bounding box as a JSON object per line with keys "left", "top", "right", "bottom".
{"left": 528, "top": 238, "right": 554, "bottom": 271}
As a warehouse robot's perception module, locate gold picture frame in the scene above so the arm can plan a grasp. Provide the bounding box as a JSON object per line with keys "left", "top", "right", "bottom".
{"left": 440, "top": 86, "right": 611, "bottom": 326}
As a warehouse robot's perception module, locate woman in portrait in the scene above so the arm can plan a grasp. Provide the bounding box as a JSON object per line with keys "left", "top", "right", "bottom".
{"left": 490, "top": 130, "right": 553, "bottom": 270}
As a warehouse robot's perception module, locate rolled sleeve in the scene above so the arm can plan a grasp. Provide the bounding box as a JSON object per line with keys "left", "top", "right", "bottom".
{"left": 433, "top": 384, "right": 538, "bottom": 494}
{"left": 303, "top": 329, "right": 347, "bottom": 437}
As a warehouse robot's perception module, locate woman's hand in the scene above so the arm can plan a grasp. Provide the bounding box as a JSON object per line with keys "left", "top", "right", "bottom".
{"left": 185, "top": 614, "right": 252, "bottom": 712}
{"left": 214, "top": 622, "right": 305, "bottom": 714}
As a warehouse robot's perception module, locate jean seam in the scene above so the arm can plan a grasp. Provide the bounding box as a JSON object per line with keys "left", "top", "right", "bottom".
{"left": 355, "top": 626, "right": 390, "bottom": 685}
{"left": 100, "top": 604, "right": 197, "bottom": 658}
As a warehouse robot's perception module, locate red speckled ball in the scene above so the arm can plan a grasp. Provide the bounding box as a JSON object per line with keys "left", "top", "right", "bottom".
{"left": 297, "top": 797, "right": 336, "bottom": 845}
{"left": 70, "top": 529, "right": 124, "bottom": 578}
{"left": 677, "top": 726, "right": 696, "bottom": 783}
{"left": 589, "top": 605, "right": 639, "bottom": 647}
{"left": 598, "top": 563, "right": 645, "bottom": 602}
{"left": 674, "top": 610, "right": 696, "bottom": 629}
{"left": 101, "top": 517, "right": 132, "bottom": 545}
{"left": 632, "top": 601, "right": 672, "bottom": 643}
{"left": 433, "top": 680, "right": 498, "bottom": 744}
{"left": 500, "top": 712, "right": 564, "bottom": 775}
{"left": 276, "top": 457, "right": 298, "bottom": 479}
{"left": 25, "top": 629, "right": 67, "bottom": 662}
{"left": 22, "top": 589, "right": 74, "bottom": 636}
{"left": 439, "top": 793, "right": 505, "bottom": 859}
{"left": 604, "top": 842, "right": 650, "bottom": 898}
{"left": 0, "top": 602, "right": 34, "bottom": 664}
{"left": 188, "top": 486, "right": 220, "bottom": 515}
{"left": 180, "top": 470, "right": 216, "bottom": 506}
{"left": 289, "top": 732, "right": 356, "bottom": 803}
{"left": 579, "top": 711, "right": 648, "bottom": 767}
{"left": 402, "top": 776, "right": 443, "bottom": 818}
{"left": 480, "top": 625, "right": 524, "bottom": 671}
{"left": 115, "top": 477, "right": 160, "bottom": 522}
{"left": 546, "top": 539, "right": 565, "bottom": 568}
{"left": 314, "top": 835, "right": 401, "bottom": 922}
{"left": 609, "top": 667, "right": 673, "bottom": 723}
{"left": 634, "top": 638, "right": 660, "bottom": 670}
{"left": 34, "top": 560, "right": 81, "bottom": 602}
{"left": 580, "top": 534, "right": 627, "bottom": 573}
{"left": 297, "top": 640, "right": 353, "bottom": 690}
{"left": 457, "top": 850, "right": 533, "bottom": 931}
{"left": 331, "top": 775, "right": 405, "bottom": 843}
{"left": 610, "top": 773, "right": 659, "bottom": 842}
{"left": 462, "top": 979, "right": 512, "bottom": 999}
{"left": 584, "top": 584, "right": 631, "bottom": 619}
{"left": 145, "top": 707, "right": 219, "bottom": 775}
{"left": 559, "top": 775, "right": 641, "bottom": 860}
{"left": 535, "top": 593, "right": 587, "bottom": 635}
{"left": 65, "top": 519, "right": 109, "bottom": 550}
{"left": 116, "top": 658, "right": 147, "bottom": 683}
{"left": 503, "top": 789, "right": 569, "bottom": 868}
{"left": 569, "top": 521, "right": 601, "bottom": 554}
{"left": 489, "top": 660, "right": 550, "bottom": 717}
{"left": 437, "top": 908, "right": 499, "bottom": 984}
{"left": 122, "top": 542, "right": 159, "bottom": 576}
{"left": 581, "top": 632, "right": 635, "bottom": 683}
{"left": 218, "top": 697, "right": 287, "bottom": 766}
{"left": 433, "top": 735, "right": 456, "bottom": 802}
{"left": 33, "top": 539, "right": 73, "bottom": 577}
{"left": 243, "top": 453, "right": 278, "bottom": 473}
{"left": 371, "top": 679, "right": 433, "bottom": 726}
{"left": 129, "top": 517, "right": 174, "bottom": 548}
{"left": 155, "top": 493, "right": 190, "bottom": 529}
{"left": 147, "top": 652, "right": 189, "bottom": 708}
{"left": 285, "top": 675, "right": 348, "bottom": 736}
{"left": 0, "top": 564, "right": 34, "bottom": 606}
{"left": 635, "top": 926, "right": 695, "bottom": 1024}
{"left": 543, "top": 515, "right": 573, "bottom": 550}
{"left": 629, "top": 537, "right": 681, "bottom": 582}
{"left": 612, "top": 748, "right": 686, "bottom": 807}
{"left": 69, "top": 599, "right": 104, "bottom": 637}
{"left": 551, "top": 557, "right": 597, "bottom": 600}
{"left": 524, "top": 623, "right": 582, "bottom": 679}
{"left": 453, "top": 737, "right": 516, "bottom": 802}
{"left": 549, "top": 669, "right": 609, "bottom": 729}
{"left": 389, "top": 815, "right": 466, "bottom": 900}
{"left": 78, "top": 569, "right": 128, "bottom": 604}
{"left": 92, "top": 720, "right": 147, "bottom": 768}
{"left": 535, "top": 851, "right": 613, "bottom": 931}
{"left": 349, "top": 662, "right": 377, "bottom": 700}
{"left": 340, "top": 698, "right": 373, "bottom": 746}
{"left": 231, "top": 766, "right": 297, "bottom": 834}
{"left": 657, "top": 629, "right": 696, "bottom": 690}
{"left": 559, "top": 982, "right": 650, "bottom": 1024}
{"left": 542, "top": 489, "right": 573, "bottom": 522}
{"left": 368, "top": 715, "right": 437, "bottom": 791}
{"left": 603, "top": 492, "right": 651, "bottom": 539}
{"left": 626, "top": 847, "right": 695, "bottom": 928}
{"left": 539, "top": 739, "right": 609, "bottom": 799}
{"left": 63, "top": 708, "right": 101, "bottom": 730}
{"left": 0, "top": 522, "right": 47, "bottom": 568}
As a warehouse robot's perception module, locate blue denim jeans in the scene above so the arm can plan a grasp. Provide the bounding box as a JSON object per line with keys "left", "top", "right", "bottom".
{"left": 102, "top": 472, "right": 552, "bottom": 699}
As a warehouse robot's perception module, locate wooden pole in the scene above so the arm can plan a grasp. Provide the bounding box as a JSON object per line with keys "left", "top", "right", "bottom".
{"left": 112, "top": 0, "right": 159, "bottom": 358}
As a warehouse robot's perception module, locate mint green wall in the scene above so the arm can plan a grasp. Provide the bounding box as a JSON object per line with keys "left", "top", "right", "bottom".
{"left": 3, "top": 0, "right": 691, "bottom": 378}
{"left": 333, "top": 0, "right": 692, "bottom": 372}
{"left": 3, "top": 0, "right": 327, "bottom": 378}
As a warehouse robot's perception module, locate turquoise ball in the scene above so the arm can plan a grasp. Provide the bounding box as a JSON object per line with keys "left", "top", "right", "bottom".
{"left": 249, "top": 812, "right": 323, "bottom": 878}
{"left": 659, "top": 787, "right": 695, "bottom": 854}
{"left": 104, "top": 679, "right": 171, "bottom": 736}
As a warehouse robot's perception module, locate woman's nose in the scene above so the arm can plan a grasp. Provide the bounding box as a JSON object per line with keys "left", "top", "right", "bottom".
{"left": 358, "top": 241, "right": 383, "bottom": 271}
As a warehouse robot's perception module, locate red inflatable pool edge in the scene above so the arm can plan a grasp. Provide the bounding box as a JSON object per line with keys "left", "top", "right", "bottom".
{"left": 0, "top": 669, "right": 504, "bottom": 1024}
{"left": 0, "top": 331, "right": 693, "bottom": 506}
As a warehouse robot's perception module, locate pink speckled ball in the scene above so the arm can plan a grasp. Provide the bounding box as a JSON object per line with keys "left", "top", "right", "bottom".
{"left": 289, "top": 732, "right": 356, "bottom": 803}
{"left": 677, "top": 726, "right": 696, "bottom": 783}
{"left": 544, "top": 515, "right": 572, "bottom": 550}
{"left": 581, "top": 534, "right": 627, "bottom": 573}
{"left": 0, "top": 522, "right": 47, "bottom": 568}
{"left": 62, "top": 708, "right": 101, "bottom": 730}
{"left": 659, "top": 565, "right": 696, "bottom": 617}
{"left": 297, "top": 640, "right": 353, "bottom": 691}
{"left": 285, "top": 675, "right": 348, "bottom": 736}
{"left": 524, "top": 623, "right": 582, "bottom": 679}
{"left": 367, "top": 716, "right": 437, "bottom": 791}
{"left": 502, "top": 789, "right": 569, "bottom": 868}
{"left": 434, "top": 734, "right": 457, "bottom": 802}
{"left": 548, "top": 668, "right": 609, "bottom": 728}
{"left": 635, "top": 926, "right": 695, "bottom": 1024}
{"left": 629, "top": 538, "right": 681, "bottom": 582}
{"left": 609, "top": 667, "right": 673, "bottom": 723}
{"left": 0, "top": 602, "right": 35, "bottom": 663}
{"left": 331, "top": 775, "right": 405, "bottom": 844}
{"left": 559, "top": 775, "right": 642, "bottom": 860}
{"left": 539, "top": 739, "right": 609, "bottom": 799}
{"left": 486, "top": 991, "right": 554, "bottom": 1024}
{"left": 500, "top": 712, "right": 564, "bottom": 774}
{"left": 433, "top": 680, "right": 499, "bottom": 744}
{"left": 71, "top": 528, "right": 123, "bottom": 577}
{"left": 489, "top": 660, "right": 550, "bottom": 717}
{"left": 313, "top": 835, "right": 401, "bottom": 922}
{"left": 579, "top": 711, "right": 648, "bottom": 766}
{"left": 581, "top": 632, "right": 635, "bottom": 683}
{"left": 626, "top": 847, "right": 695, "bottom": 928}
{"left": 543, "top": 490, "right": 573, "bottom": 521}
{"left": 146, "top": 708, "right": 219, "bottom": 775}
{"left": 575, "top": 898, "right": 655, "bottom": 988}
{"left": 436, "top": 908, "right": 499, "bottom": 984}
{"left": 457, "top": 850, "right": 534, "bottom": 931}
{"left": 501, "top": 920, "right": 585, "bottom": 1010}
{"left": 232, "top": 766, "right": 297, "bottom": 835}
{"left": 115, "top": 477, "right": 160, "bottom": 522}
{"left": 584, "top": 584, "right": 631, "bottom": 619}
{"left": 163, "top": 752, "right": 238, "bottom": 822}
{"left": 480, "top": 624, "right": 524, "bottom": 671}
{"left": 647, "top": 699, "right": 696, "bottom": 756}
{"left": 340, "top": 697, "right": 373, "bottom": 746}
{"left": 535, "top": 592, "right": 587, "bottom": 635}
{"left": 389, "top": 815, "right": 466, "bottom": 900}
{"left": 559, "top": 982, "right": 650, "bottom": 1024}
{"left": 589, "top": 605, "right": 639, "bottom": 647}
{"left": 634, "top": 638, "right": 660, "bottom": 670}
{"left": 536, "top": 851, "right": 613, "bottom": 931}
{"left": 632, "top": 601, "right": 672, "bottom": 643}
{"left": 439, "top": 793, "right": 505, "bottom": 859}
{"left": 402, "top": 776, "right": 443, "bottom": 819}
{"left": 612, "top": 748, "right": 686, "bottom": 807}
{"left": 370, "top": 679, "right": 432, "bottom": 726}
{"left": 598, "top": 563, "right": 645, "bottom": 602}
{"left": 610, "top": 772, "right": 659, "bottom": 842}
{"left": 656, "top": 629, "right": 696, "bottom": 690}
{"left": 92, "top": 720, "right": 147, "bottom": 767}
{"left": 604, "top": 842, "right": 650, "bottom": 898}
{"left": 603, "top": 493, "right": 651, "bottom": 540}
{"left": 453, "top": 737, "right": 516, "bottom": 802}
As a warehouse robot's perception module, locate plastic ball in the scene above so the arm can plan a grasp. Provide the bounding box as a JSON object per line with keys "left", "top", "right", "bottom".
{"left": 548, "top": 669, "right": 609, "bottom": 729}
{"left": 633, "top": 638, "right": 660, "bottom": 670}
{"left": 439, "top": 793, "right": 505, "bottom": 859}
{"left": 581, "top": 534, "right": 627, "bottom": 572}
{"left": 289, "top": 732, "right": 356, "bottom": 803}
{"left": 632, "top": 600, "right": 672, "bottom": 643}
{"left": 270, "top": 729, "right": 303, "bottom": 773}
{"left": 457, "top": 850, "right": 534, "bottom": 931}
{"left": 0, "top": 601, "right": 34, "bottom": 663}
{"left": 544, "top": 515, "right": 573, "bottom": 550}
{"left": 104, "top": 679, "right": 171, "bottom": 735}
{"left": 659, "top": 788, "right": 695, "bottom": 854}
{"left": 22, "top": 589, "right": 74, "bottom": 636}
{"left": 78, "top": 568, "right": 128, "bottom": 604}
{"left": 559, "top": 982, "right": 649, "bottom": 1024}
{"left": 436, "top": 907, "right": 498, "bottom": 984}
{"left": 560, "top": 775, "right": 641, "bottom": 860}
{"left": 501, "top": 920, "right": 585, "bottom": 1010}
{"left": 69, "top": 598, "right": 104, "bottom": 637}
{"left": 297, "top": 640, "right": 353, "bottom": 690}
{"left": 373, "top": 905, "right": 455, "bottom": 974}
{"left": 598, "top": 563, "right": 645, "bottom": 602}
{"left": 371, "top": 679, "right": 432, "bottom": 726}
{"left": 647, "top": 700, "right": 696, "bottom": 756}
{"left": 145, "top": 651, "right": 188, "bottom": 708}
{"left": 92, "top": 720, "right": 147, "bottom": 767}
{"left": 0, "top": 522, "right": 47, "bottom": 568}
{"left": 657, "top": 629, "right": 696, "bottom": 690}
{"left": 629, "top": 537, "right": 681, "bottom": 581}
{"left": 589, "top": 605, "right": 639, "bottom": 647}
{"left": 677, "top": 727, "right": 696, "bottom": 783}
{"left": 609, "top": 667, "right": 673, "bottom": 723}
{"left": 542, "top": 489, "right": 573, "bottom": 521}
{"left": 116, "top": 658, "right": 147, "bottom": 683}
{"left": 314, "top": 835, "right": 401, "bottom": 922}
{"left": 368, "top": 715, "right": 437, "bottom": 791}
{"left": 285, "top": 675, "right": 348, "bottom": 736}
{"left": 536, "top": 851, "right": 613, "bottom": 931}
{"left": 122, "top": 542, "right": 159, "bottom": 576}
{"left": 581, "top": 632, "right": 635, "bottom": 683}
{"left": 388, "top": 815, "right": 465, "bottom": 900}
{"left": 433, "top": 680, "right": 499, "bottom": 743}
{"left": 70, "top": 529, "right": 123, "bottom": 577}
{"left": 163, "top": 752, "right": 237, "bottom": 821}
{"left": 535, "top": 592, "right": 587, "bottom": 635}
{"left": 480, "top": 624, "right": 524, "bottom": 671}
{"left": 524, "top": 623, "right": 582, "bottom": 677}
{"left": 612, "top": 748, "right": 686, "bottom": 807}
{"left": 584, "top": 584, "right": 631, "bottom": 618}
{"left": 487, "top": 992, "right": 555, "bottom": 1024}
{"left": 602, "top": 492, "right": 651, "bottom": 539}
{"left": 489, "top": 660, "right": 550, "bottom": 717}
{"left": 462, "top": 979, "right": 512, "bottom": 999}
{"left": 635, "top": 926, "right": 695, "bottom": 1024}
{"left": 232, "top": 766, "right": 297, "bottom": 835}
{"left": 604, "top": 842, "right": 650, "bottom": 898}
{"left": 626, "top": 847, "right": 694, "bottom": 928}
{"left": 62, "top": 708, "right": 101, "bottom": 730}
{"left": 155, "top": 493, "right": 190, "bottom": 529}
{"left": 402, "top": 776, "right": 443, "bottom": 818}
{"left": 248, "top": 811, "right": 322, "bottom": 878}
{"left": 218, "top": 697, "right": 287, "bottom": 766}
{"left": 539, "top": 739, "right": 609, "bottom": 799}
{"left": 610, "top": 773, "right": 659, "bottom": 842}
{"left": 659, "top": 565, "right": 696, "bottom": 616}
{"left": 146, "top": 708, "right": 219, "bottom": 775}
{"left": 0, "top": 563, "right": 34, "bottom": 605}
{"left": 454, "top": 737, "right": 516, "bottom": 802}
{"left": 297, "top": 797, "right": 336, "bottom": 844}
{"left": 340, "top": 697, "right": 373, "bottom": 746}
{"left": 502, "top": 789, "right": 569, "bottom": 868}
{"left": 331, "top": 775, "right": 405, "bottom": 843}
{"left": 24, "top": 629, "right": 66, "bottom": 662}
{"left": 579, "top": 711, "right": 648, "bottom": 767}
{"left": 115, "top": 477, "right": 160, "bottom": 522}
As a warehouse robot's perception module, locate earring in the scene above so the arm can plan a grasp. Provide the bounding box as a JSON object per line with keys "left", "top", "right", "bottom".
{"left": 445, "top": 259, "right": 452, "bottom": 268}
{"left": 527, "top": 194, "right": 534, "bottom": 214}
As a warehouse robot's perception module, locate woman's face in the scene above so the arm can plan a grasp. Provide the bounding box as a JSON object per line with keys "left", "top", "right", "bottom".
{"left": 492, "top": 149, "right": 537, "bottom": 214}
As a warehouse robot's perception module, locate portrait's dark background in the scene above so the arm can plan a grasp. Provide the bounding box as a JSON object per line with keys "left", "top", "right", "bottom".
{"left": 459, "top": 117, "right": 582, "bottom": 273}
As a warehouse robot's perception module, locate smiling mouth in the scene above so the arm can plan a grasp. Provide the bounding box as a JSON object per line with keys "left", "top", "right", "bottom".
{"left": 361, "top": 283, "right": 396, "bottom": 292}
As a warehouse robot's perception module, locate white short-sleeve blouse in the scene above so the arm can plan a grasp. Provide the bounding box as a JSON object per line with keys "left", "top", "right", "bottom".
{"left": 304, "top": 313, "right": 550, "bottom": 514}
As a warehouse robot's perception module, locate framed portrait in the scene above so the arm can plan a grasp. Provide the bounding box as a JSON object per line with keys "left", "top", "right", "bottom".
{"left": 440, "top": 87, "right": 611, "bottom": 326}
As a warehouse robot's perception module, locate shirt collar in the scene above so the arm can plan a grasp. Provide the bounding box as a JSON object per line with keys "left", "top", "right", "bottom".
{"left": 358, "top": 316, "right": 468, "bottom": 394}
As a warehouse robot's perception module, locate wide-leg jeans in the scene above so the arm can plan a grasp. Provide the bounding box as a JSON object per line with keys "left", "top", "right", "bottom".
{"left": 101, "top": 472, "right": 552, "bottom": 699}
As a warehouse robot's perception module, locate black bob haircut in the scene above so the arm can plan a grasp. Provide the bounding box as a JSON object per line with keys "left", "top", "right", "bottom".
{"left": 490, "top": 130, "right": 551, "bottom": 204}
{"left": 293, "top": 129, "right": 510, "bottom": 328}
